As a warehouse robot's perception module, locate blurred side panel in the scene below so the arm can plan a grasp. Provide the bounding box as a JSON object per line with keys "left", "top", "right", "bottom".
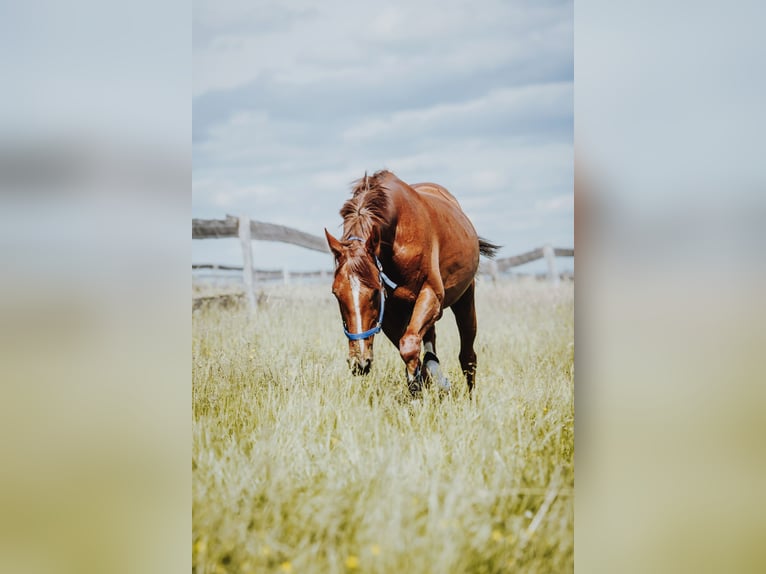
{"left": 0, "top": 1, "right": 189, "bottom": 573}
{"left": 576, "top": 1, "right": 766, "bottom": 572}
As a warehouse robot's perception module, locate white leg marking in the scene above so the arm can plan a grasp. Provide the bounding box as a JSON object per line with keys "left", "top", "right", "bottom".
{"left": 423, "top": 341, "right": 450, "bottom": 391}
{"left": 350, "top": 275, "right": 365, "bottom": 355}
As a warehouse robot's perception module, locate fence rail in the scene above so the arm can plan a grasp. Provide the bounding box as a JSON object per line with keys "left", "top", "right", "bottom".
{"left": 193, "top": 264, "right": 329, "bottom": 282}
{"left": 491, "top": 247, "right": 573, "bottom": 271}
{"left": 193, "top": 215, "right": 573, "bottom": 310}
{"left": 193, "top": 215, "right": 329, "bottom": 253}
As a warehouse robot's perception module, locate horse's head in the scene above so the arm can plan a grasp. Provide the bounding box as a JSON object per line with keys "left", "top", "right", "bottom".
{"left": 325, "top": 228, "right": 384, "bottom": 375}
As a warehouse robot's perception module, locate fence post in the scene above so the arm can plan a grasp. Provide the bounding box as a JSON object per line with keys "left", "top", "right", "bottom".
{"left": 543, "top": 244, "right": 560, "bottom": 286}
{"left": 488, "top": 259, "right": 498, "bottom": 283}
{"left": 238, "top": 215, "right": 256, "bottom": 311}
{"left": 283, "top": 265, "right": 290, "bottom": 286}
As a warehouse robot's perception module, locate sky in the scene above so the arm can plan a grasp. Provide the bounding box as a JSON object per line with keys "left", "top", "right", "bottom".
{"left": 193, "top": 0, "right": 573, "bottom": 272}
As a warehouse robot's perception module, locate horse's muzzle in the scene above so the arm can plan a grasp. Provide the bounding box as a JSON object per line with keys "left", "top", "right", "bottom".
{"left": 349, "top": 357, "right": 372, "bottom": 376}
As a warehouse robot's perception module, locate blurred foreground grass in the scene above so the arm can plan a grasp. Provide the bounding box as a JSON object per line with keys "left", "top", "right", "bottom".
{"left": 192, "top": 279, "right": 574, "bottom": 573}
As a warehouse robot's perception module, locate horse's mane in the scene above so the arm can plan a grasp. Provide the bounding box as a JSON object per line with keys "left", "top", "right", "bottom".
{"left": 340, "top": 170, "right": 394, "bottom": 238}
{"left": 337, "top": 170, "right": 395, "bottom": 288}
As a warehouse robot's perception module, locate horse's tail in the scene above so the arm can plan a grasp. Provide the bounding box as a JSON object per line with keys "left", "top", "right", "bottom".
{"left": 478, "top": 237, "right": 501, "bottom": 259}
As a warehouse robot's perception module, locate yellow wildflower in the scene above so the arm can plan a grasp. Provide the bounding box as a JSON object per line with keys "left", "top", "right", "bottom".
{"left": 280, "top": 561, "right": 293, "bottom": 573}
{"left": 370, "top": 544, "right": 381, "bottom": 556}
{"left": 345, "top": 555, "right": 360, "bottom": 569}
{"left": 492, "top": 530, "right": 503, "bottom": 542}
{"left": 194, "top": 539, "right": 207, "bottom": 554}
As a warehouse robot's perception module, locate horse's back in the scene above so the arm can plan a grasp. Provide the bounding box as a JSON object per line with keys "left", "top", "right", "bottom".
{"left": 411, "top": 182, "right": 461, "bottom": 208}
{"left": 406, "top": 182, "right": 480, "bottom": 304}
{"left": 410, "top": 182, "right": 478, "bottom": 245}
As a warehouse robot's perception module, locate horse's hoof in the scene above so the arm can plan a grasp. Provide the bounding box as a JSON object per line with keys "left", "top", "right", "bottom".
{"left": 407, "top": 366, "right": 423, "bottom": 395}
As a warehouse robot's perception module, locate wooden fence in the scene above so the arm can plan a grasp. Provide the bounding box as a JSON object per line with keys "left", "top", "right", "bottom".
{"left": 193, "top": 215, "right": 573, "bottom": 310}
{"left": 192, "top": 215, "right": 328, "bottom": 252}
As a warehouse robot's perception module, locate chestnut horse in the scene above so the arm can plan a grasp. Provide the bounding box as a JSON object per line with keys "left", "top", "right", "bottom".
{"left": 325, "top": 170, "right": 498, "bottom": 394}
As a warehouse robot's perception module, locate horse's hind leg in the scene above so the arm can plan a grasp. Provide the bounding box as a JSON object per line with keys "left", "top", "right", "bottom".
{"left": 423, "top": 326, "right": 451, "bottom": 392}
{"left": 451, "top": 281, "right": 478, "bottom": 394}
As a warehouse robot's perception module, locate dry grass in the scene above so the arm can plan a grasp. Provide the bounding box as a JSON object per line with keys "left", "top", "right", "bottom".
{"left": 193, "top": 279, "right": 573, "bottom": 573}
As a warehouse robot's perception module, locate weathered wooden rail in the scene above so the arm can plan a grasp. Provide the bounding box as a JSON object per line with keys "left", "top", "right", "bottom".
{"left": 192, "top": 215, "right": 329, "bottom": 252}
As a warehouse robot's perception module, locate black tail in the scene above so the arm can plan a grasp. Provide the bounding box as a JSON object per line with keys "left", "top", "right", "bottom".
{"left": 478, "top": 237, "right": 501, "bottom": 259}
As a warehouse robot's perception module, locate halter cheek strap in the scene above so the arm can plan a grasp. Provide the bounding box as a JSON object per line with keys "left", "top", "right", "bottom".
{"left": 342, "top": 235, "right": 398, "bottom": 341}
{"left": 376, "top": 258, "right": 398, "bottom": 291}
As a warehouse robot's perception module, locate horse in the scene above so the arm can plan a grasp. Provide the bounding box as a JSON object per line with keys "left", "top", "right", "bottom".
{"left": 324, "top": 169, "right": 499, "bottom": 394}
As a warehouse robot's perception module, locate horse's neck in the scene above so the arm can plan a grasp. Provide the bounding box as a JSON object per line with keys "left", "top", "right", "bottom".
{"left": 344, "top": 180, "right": 403, "bottom": 245}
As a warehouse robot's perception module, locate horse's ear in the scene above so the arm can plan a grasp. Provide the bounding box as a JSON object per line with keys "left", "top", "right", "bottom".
{"left": 325, "top": 228, "right": 343, "bottom": 260}
{"left": 366, "top": 226, "right": 381, "bottom": 257}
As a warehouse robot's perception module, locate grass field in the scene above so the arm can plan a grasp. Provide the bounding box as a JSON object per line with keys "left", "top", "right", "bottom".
{"left": 192, "top": 278, "right": 574, "bottom": 573}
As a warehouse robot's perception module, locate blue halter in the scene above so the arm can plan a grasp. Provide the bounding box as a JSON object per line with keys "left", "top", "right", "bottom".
{"left": 342, "top": 236, "right": 397, "bottom": 341}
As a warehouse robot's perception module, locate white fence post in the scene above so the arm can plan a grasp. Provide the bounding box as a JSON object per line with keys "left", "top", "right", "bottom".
{"left": 238, "top": 215, "right": 256, "bottom": 311}
{"left": 543, "top": 244, "right": 560, "bottom": 286}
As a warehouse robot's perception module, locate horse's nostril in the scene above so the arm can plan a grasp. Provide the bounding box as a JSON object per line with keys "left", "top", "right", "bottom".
{"left": 350, "top": 358, "right": 372, "bottom": 376}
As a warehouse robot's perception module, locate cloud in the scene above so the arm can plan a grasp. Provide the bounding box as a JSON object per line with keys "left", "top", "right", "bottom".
{"left": 341, "top": 82, "right": 572, "bottom": 145}
{"left": 192, "top": 0, "right": 572, "bottom": 140}
{"left": 536, "top": 193, "right": 574, "bottom": 212}
{"left": 211, "top": 185, "right": 278, "bottom": 209}
{"left": 193, "top": 1, "right": 572, "bottom": 96}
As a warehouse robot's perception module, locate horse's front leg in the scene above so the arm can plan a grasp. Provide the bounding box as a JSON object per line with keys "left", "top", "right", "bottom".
{"left": 399, "top": 286, "right": 442, "bottom": 394}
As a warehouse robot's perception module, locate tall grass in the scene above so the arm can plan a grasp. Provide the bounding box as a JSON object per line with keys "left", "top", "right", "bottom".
{"left": 193, "top": 279, "right": 573, "bottom": 573}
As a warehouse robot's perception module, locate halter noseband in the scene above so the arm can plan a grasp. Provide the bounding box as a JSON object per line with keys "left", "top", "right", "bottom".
{"left": 342, "top": 235, "right": 397, "bottom": 341}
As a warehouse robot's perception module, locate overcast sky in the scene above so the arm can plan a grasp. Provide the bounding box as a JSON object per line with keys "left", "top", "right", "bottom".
{"left": 193, "top": 0, "right": 573, "bottom": 271}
